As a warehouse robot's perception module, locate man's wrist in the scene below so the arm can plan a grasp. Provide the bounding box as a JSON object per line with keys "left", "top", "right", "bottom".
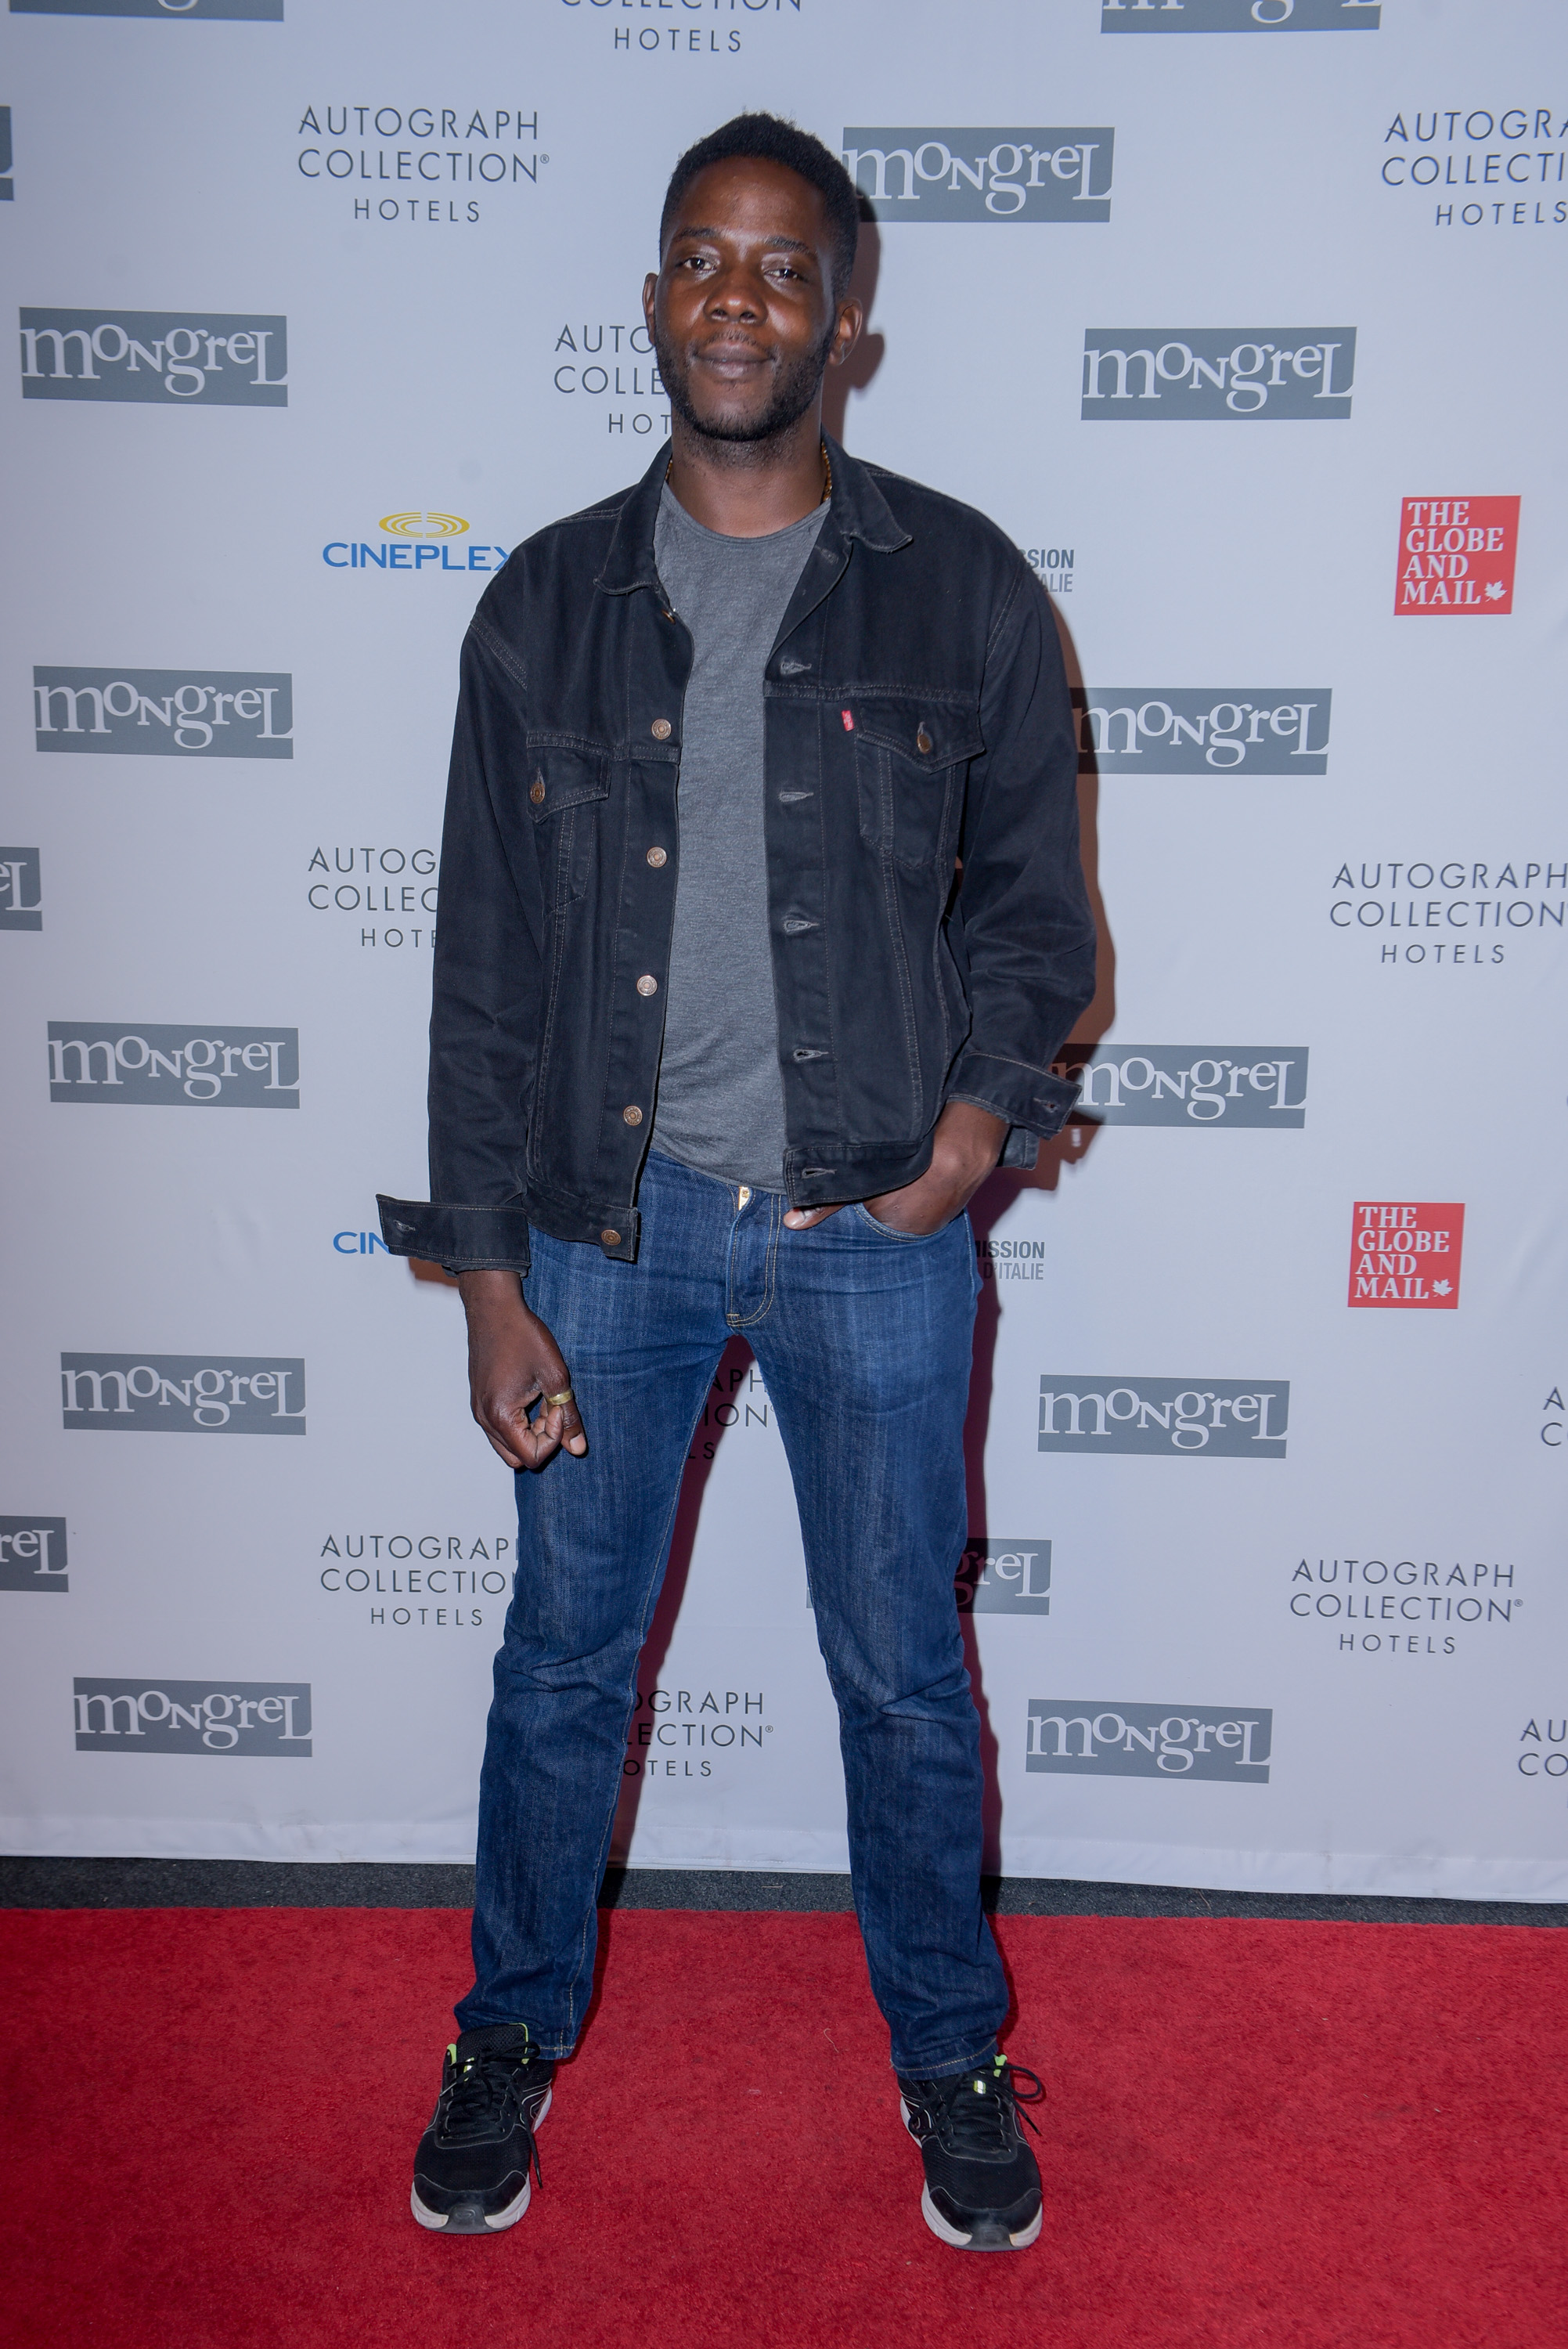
{"left": 456, "top": 1268, "right": 528, "bottom": 1317}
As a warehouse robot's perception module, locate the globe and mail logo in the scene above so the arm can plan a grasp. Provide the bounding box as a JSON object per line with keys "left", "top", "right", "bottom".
{"left": 843, "top": 130, "right": 1112, "bottom": 221}
{"left": 1102, "top": 1, "right": 1379, "bottom": 29}
{"left": 1082, "top": 331, "right": 1355, "bottom": 418}
{"left": 1026, "top": 1702, "right": 1272, "bottom": 1781}
{"left": 49, "top": 1027, "right": 298, "bottom": 1106}
{"left": 1, "top": 1518, "right": 67, "bottom": 1593}
{"left": 34, "top": 671, "right": 292, "bottom": 757}
{"left": 957, "top": 1539, "right": 1051, "bottom": 1615}
{"left": 1076, "top": 690, "right": 1330, "bottom": 773}
{"left": 1052, "top": 1048, "right": 1308, "bottom": 1126}
{"left": 61, "top": 1356, "right": 306, "bottom": 1434}
{"left": 74, "top": 1681, "right": 310, "bottom": 1754}
{"left": 0, "top": 849, "right": 42, "bottom": 930}
{"left": 1039, "top": 1380, "right": 1289, "bottom": 1456}
{"left": 20, "top": 312, "right": 287, "bottom": 404}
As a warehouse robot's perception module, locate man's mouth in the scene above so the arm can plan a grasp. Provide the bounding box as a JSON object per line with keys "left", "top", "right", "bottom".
{"left": 693, "top": 340, "right": 772, "bottom": 379}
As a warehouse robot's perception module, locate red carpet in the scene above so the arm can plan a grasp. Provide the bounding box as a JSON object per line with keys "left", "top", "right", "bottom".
{"left": 1, "top": 1907, "right": 1562, "bottom": 2347}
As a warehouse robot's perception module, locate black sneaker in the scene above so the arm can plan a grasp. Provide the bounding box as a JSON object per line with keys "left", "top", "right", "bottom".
{"left": 896, "top": 2054, "right": 1044, "bottom": 2250}
{"left": 410, "top": 2024, "right": 554, "bottom": 2234}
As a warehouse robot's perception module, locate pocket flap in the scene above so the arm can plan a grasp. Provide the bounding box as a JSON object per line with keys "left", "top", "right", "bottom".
{"left": 849, "top": 698, "right": 982, "bottom": 767}
{"left": 522, "top": 737, "right": 611, "bottom": 819}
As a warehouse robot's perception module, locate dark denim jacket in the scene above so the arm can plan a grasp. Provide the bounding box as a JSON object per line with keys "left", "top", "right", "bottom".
{"left": 378, "top": 438, "right": 1094, "bottom": 1273}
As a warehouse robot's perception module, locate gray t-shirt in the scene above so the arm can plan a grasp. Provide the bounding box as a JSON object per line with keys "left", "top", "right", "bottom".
{"left": 650, "top": 483, "right": 827, "bottom": 1190}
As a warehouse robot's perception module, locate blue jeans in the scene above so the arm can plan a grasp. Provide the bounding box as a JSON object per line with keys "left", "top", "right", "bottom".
{"left": 456, "top": 1152, "right": 1007, "bottom": 2078}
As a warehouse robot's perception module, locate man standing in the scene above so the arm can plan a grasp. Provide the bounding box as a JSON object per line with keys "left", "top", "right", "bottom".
{"left": 379, "top": 113, "right": 1094, "bottom": 2253}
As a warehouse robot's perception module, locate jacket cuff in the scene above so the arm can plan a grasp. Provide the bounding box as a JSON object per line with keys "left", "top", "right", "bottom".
{"left": 945, "top": 1052, "right": 1082, "bottom": 1142}
{"left": 376, "top": 1196, "right": 532, "bottom": 1277}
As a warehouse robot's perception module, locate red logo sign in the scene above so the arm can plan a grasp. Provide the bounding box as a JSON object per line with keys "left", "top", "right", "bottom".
{"left": 1395, "top": 496, "right": 1518, "bottom": 615}
{"left": 1348, "top": 1202, "right": 1464, "bottom": 1310}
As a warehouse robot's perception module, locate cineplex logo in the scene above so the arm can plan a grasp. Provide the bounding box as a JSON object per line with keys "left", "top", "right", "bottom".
{"left": 1076, "top": 690, "right": 1329, "bottom": 772}
{"left": 20, "top": 312, "right": 287, "bottom": 405}
{"left": 61, "top": 1356, "right": 306, "bottom": 1434}
{"left": 1082, "top": 330, "right": 1354, "bottom": 418}
{"left": 1103, "top": 0, "right": 1379, "bottom": 26}
{"left": 1, "top": 1518, "right": 67, "bottom": 1593}
{"left": 1026, "top": 1702, "right": 1272, "bottom": 1781}
{"left": 34, "top": 669, "right": 292, "bottom": 757}
{"left": 323, "top": 512, "right": 510, "bottom": 572}
{"left": 1040, "top": 1380, "right": 1289, "bottom": 1456}
{"left": 1349, "top": 1202, "right": 1463, "bottom": 1309}
{"left": 842, "top": 130, "right": 1112, "bottom": 221}
{"left": 49, "top": 1026, "right": 298, "bottom": 1106}
{"left": 74, "top": 1681, "right": 310, "bottom": 1755}
{"left": 1051, "top": 1046, "right": 1308, "bottom": 1125}
{"left": 0, "top": 849, "right": 42, "bottom": 931}
{"left": 13, "top": 2, "right": 281, "bottom": 16}
{"left": 957, "top": 1539, "right": 1051, "bottom": 1615}
{"left": 1395, "top": 498, "right": 1519, "bottom": 614}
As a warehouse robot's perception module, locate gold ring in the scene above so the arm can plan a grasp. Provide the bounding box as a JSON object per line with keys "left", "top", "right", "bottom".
{"left": 543, "top": 1387, "right": 575, "bottom": 1408}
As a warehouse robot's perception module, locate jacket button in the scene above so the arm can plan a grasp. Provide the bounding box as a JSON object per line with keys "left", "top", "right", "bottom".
{"left": 529, "top": 777, "right": 546, "bottom": 803}
{"left": 600, "top": 1227, "right": 622, "bottom": 1247}
{"left": 622, "top": 1105, "right": 643, "bottom": 1125}
{"left": 651, "top": 718, "right": 672, "bottom": 740}
{"left": 646, "top": 846, "right": 668, "bottom": 868}
{"left": 636, "top": 974, "right": 658, "bottom": 997}
{"left": 917, "top": 725, "right": 932, "bottom": 754}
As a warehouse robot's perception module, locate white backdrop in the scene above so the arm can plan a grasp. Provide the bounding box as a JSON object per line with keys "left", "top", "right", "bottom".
{"left": 2, "top": 0, "right": 1564, "bottom": 1898}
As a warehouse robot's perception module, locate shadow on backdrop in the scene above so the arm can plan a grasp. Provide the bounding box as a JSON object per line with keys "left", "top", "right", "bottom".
{"left": 820, "top": 199, "right": 885, "bottom": 449}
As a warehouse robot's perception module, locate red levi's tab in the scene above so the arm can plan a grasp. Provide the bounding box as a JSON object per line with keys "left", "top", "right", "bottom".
{"left": 841, "top": 709, "right": 854, "bottom": 731}
{"left": 1395, "top": 497, "right": 1519, "bottom": 615}
{"left": 1348, "top": 1201, "right": 1464, "bottom": 1309}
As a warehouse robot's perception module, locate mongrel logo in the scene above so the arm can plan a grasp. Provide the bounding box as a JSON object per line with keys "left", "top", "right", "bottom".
{"left": 0, "top": 848, "right": 42, "bottom": 930}
{"left": 1051, "top": 1046, "right": 1308, "bottom": 1126}
{"left": 1076, "top": 689, "right": 1329, "bottom": 773}
{"left": 1103, "top": 0, "right": 1379, "bottom": 29}
{"left": 323, "top": 511, "right": 510, "bottom": 572}
{"left": 33, "top": 669, "right": 292, "bottom": 758}
{"left": 1039, "top": 1379, "right": 1289, "bottom": 1456}
{"left": 1082, "top": 330, "right": 1355, "bottom": 419}
{"left": 13, "top": 2, "right": 282, "bottom": 18}
{"left": 20, "top": 311, "right": 287, "bottom": 405}
{"left": 843, "top": 128, "right": 1113, "bottom": 222}
{"left": 1026, "top": 1701, "right": 1272, "bottom": 1781}
{"left": 957, "top": 1539, "right": 1051, "bottom": 1615}
{"left": 1, "top": 1517, "right": 67, "bottom": 1593}
{"left": 61, "top": 1355, "right": 306, "bottom": 1433}
{"left": 49, "top": 1025, "right": 298, "bottom": 1106}
{"left": 73, "top": 1680, "right": 310, "bottom": 1755}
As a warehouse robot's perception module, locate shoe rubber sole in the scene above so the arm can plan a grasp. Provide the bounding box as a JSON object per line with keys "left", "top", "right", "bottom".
{"left": 918, "top": 2181, "right": 1043, "bottom": 2252}
{"left": 410, "top": 2084, "right": 552, "bottom": 2234}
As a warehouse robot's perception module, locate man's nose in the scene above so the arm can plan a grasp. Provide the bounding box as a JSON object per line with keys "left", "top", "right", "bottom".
{"left": 705, "top": 266, "right": 763, "bottom": 321}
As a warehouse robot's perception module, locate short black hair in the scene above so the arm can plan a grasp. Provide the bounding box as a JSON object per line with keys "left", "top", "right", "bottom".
{"left": 660, "top": 113, "right": 860, "bottom": 297}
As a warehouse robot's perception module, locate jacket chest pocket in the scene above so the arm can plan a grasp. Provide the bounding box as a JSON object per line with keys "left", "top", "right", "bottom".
{"left": 525, "top": 739, "right": 611, "bottom": 910}
{"left": 852, "top": 698, "right": 982, "bottom": 868}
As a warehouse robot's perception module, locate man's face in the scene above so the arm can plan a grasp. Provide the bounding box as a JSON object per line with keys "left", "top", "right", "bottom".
{"left": 644, "top": 157, "right": 861, "bottom": 446}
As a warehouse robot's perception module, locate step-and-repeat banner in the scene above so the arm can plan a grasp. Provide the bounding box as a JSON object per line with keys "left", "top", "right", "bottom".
{"left": 2, "top": 0, "right": 1563, "bottom": 1896}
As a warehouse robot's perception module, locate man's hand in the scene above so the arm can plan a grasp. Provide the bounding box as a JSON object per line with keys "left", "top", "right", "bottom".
{"left": 456, "top": 1269, "right": 588, "bottom": 1470}
{"left": 783, "top": 1101, "right": 1007, "bottom": 1237}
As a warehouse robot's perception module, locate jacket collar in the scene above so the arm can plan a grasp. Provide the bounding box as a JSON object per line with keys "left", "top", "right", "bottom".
{"left": 594, "top": 431, "right": 910, "bottom": 595}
